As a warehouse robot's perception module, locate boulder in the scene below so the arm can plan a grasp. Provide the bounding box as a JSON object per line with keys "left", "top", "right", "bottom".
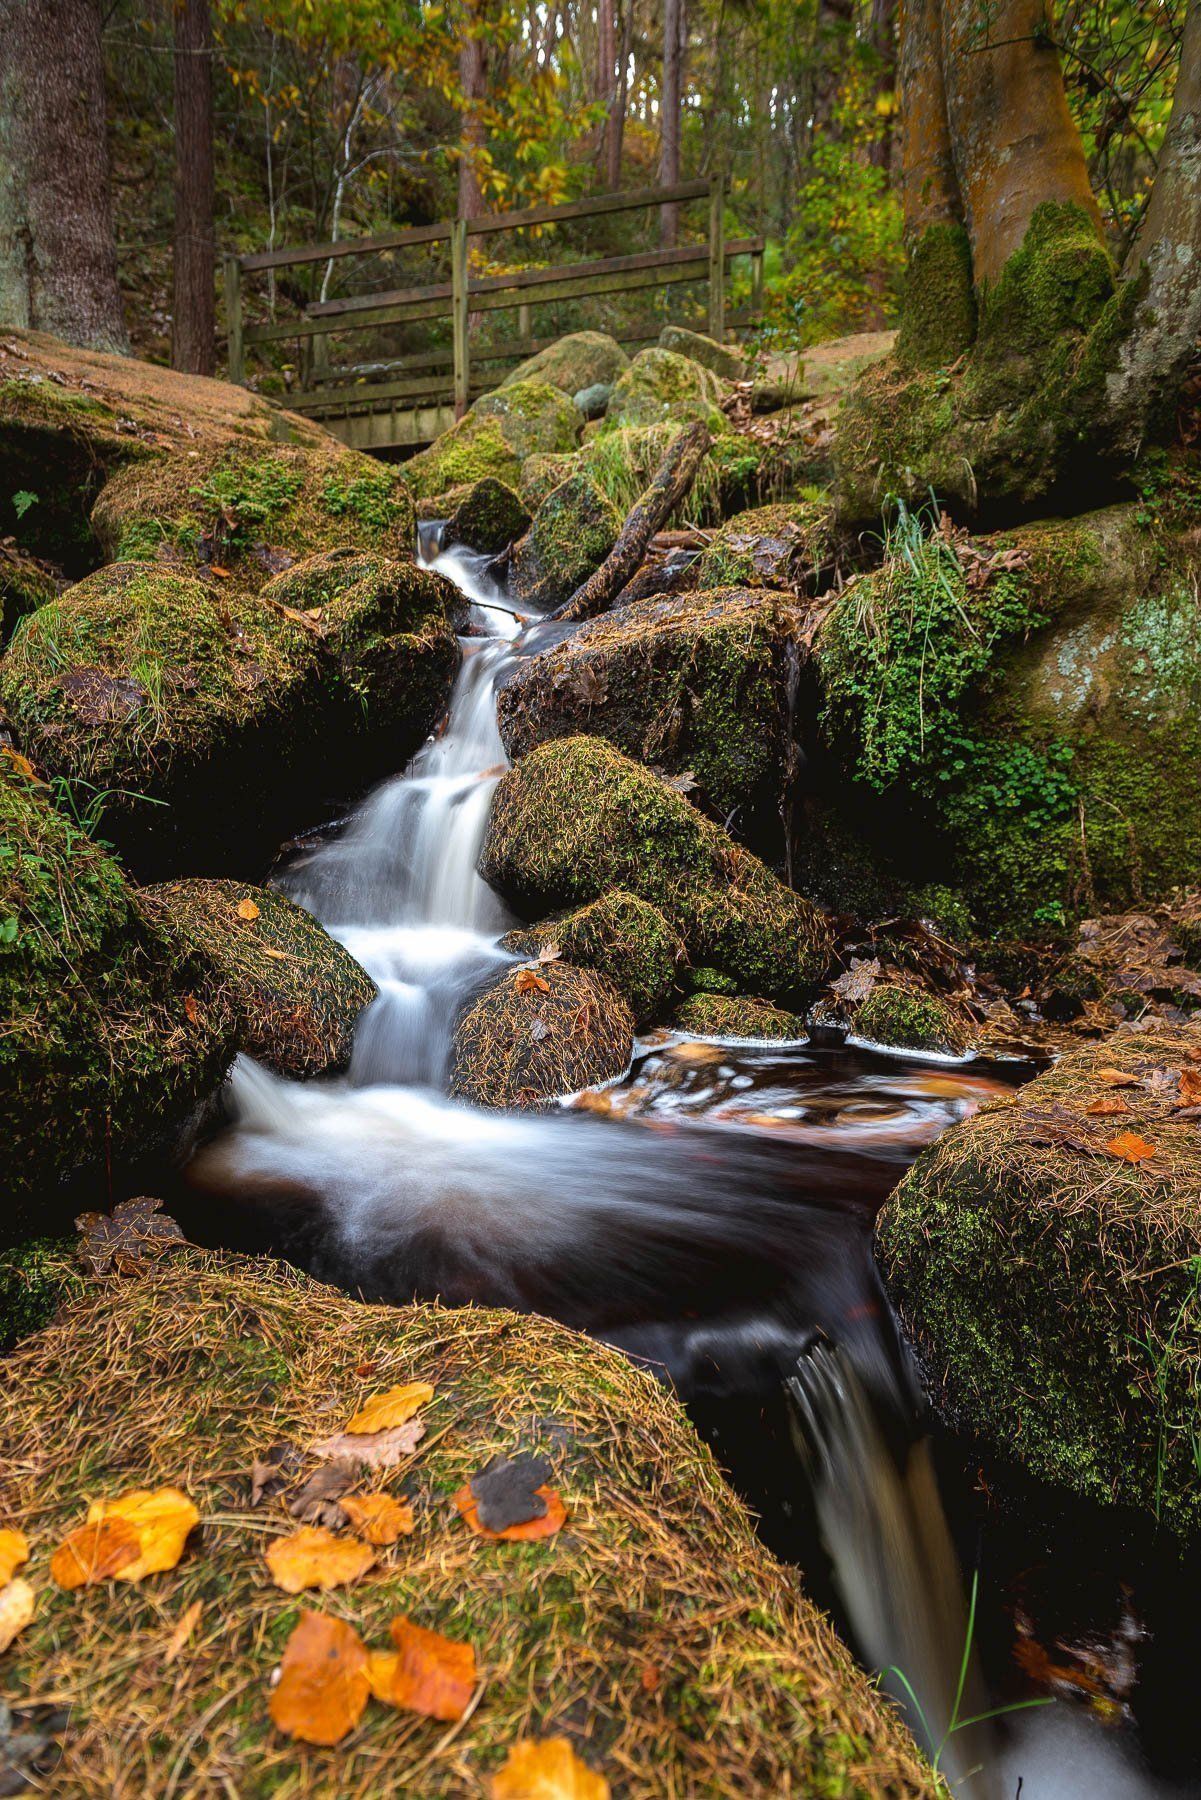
{"left": 0, "top": 765, "right": 232, "bottom": 1230}
{"left": 848, "top": 979, "right": 970, "bottom": 1055}
{"left": 496, "top": 586, "right": 807, "bottom": 836}
{"left": 0, "top": 544, "right": 57, "bottom": 643}
{"left": 674, "top": 992, "right": 805, "bottom": 1039}
{"left": 878, "top": 1023, "right": 1201, "bottom": 1537}
{"left": 508, "top": 470, "right": 621, "bottom": 611}
{"left": 659, "top": 324, "right": 747, "bottom": 380}
{"left": 0, "top": 1246, "right": 939, "bottom": 1794}
{"left": 603, "top": 347, "right": 728, "bottom": 433}
{"left": 480, "top": 736, "right": 832, "bottom": 1000}
{"left": 91, "top": 440, "right": 416, "bottom": 596}
{"left": 521, "top": 422, "right": 794, "bottom": 530}
{"left": 694, "top": 501, "right": 835, "bottom": 593}
{"left": 502, "top": 329, "right": 630, "bottom": 394}
{"left": 440, "top": 477, "right": 530, "bottom": 555}
{"left": 502, "top": 890, "right": 683, "bottom": 1023}
{"left": 138, "top": 879, "right": 376, "bottom": 1079}
{"left": 450, "top": 960, "right": 634, "bottom": 1108}
{"left": 0, "top": 553, "right": 458, "bottom": 876}
{"left": 399, "top": 380, "right": 583, "bottom": 500}
{"left": 573, "top": 381, "right": 612, "bottom": 420}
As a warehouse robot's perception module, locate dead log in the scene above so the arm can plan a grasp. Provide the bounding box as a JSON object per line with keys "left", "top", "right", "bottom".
{"left": 547, "top": 420, "right": 711, "bottom": 623}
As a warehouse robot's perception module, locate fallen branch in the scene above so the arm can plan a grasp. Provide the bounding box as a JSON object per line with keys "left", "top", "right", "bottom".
{"left": 547, "top": 420, "right": 712, "bottom": 623}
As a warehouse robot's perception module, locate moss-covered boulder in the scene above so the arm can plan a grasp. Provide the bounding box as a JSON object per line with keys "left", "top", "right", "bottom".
{"left": 674, "top": 992, "right": 805, "bottom": 1040}
{"left": 91, "top": 440, "right": 416, "bottom": 595}
{"left": 508, "top": 470, "right": 621, "bottom": 612}
{"left": 849, "top": 979, "right": 970, "bottom": 1054}
{"left": 814, "top": 502, "right": 1201, "bottom": 931}
{"left": 520, "top": 422, "right": 788, "bottom": 529}
{"left": 481, "top": 736, "right": 832, "bottom": 999}
{"left": 441, "top": 477, "right": 531, "bottom": 555}
{"left": 878, "top": 1024, "right": 1201, "bottom": 1537}
{"left": 0, "top": 1238, "right": 82, "bottom": 1352}
{"left": 0, "top": 765, "right": 232, "bottom": 1230}
{"left": 658, "top": 324, "right": 747, "bottom": 380}
{"left": 503, "top": 330, "right": 630, "bottom": 394}
{"left": 0, "top": 554, "right": 458, "bottom": 876}
{"left": 0, "top": 544, "right": 58, "bottom": 643}
{"left": 451, "top": 960, "right": 633, "bottom": 1108}
{"left": 496, "top": 586, "right": 807, "bottom": 837}
{"left": 694, "top": 501, "right": 836, "bottom": 593}
{"left": 502, "top": 890, "right": 682, "bottom": 1024}
{"left": 400, "top": 381, "right": 584, "bottom": 501}
{"left": 138, "top": 879, "right": 375, "bottom": 1079}
{"left": 603, "top": 347, "right": 728, "bottom": 434}
{"left": 0, "top": 1247, "right": 940, "bottom": 1794}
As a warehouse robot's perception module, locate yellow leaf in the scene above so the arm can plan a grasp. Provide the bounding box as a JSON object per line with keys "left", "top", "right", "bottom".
{"left": 51, "top": 1487, "right": 199, "bottom": 1588}
{"left": 164, "top": 1598, "right": 204, "bottom": 1665}
{"left": 366, "top": 1616, "right": 476, "bottom": 1720}
{"left": 0, "top": 1529, "right": 29, "bottom": 1586}
{"left": 344, "top": 1381, "right": 434, "bottom": 1436}
{"left": 270, "top": 1611, "right": 369, "bottom": 1746}
{"left": 341, "top": 1493, "right": 416, "bottom": 1546}
{"left": 261, "top": 946, "right": 290, "bottom": 961}
{"left": 236, "top": 897, "right": 261, "bottom": 921}
{"left": 265, "top": 1525, "right": 376, "bottom": 1594}
{"left": 492, "top": 1737, "right": 610, "bottom": 1799}
{"left": 0, "top": 1579, "right": 35, "bottom": 1655}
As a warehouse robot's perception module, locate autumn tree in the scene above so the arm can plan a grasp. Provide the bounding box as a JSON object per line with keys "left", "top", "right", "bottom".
{"left": 0, "top": 0, "right": 127, "bottom": 352}
{"left": 172, "top": 0, "right": 216, "bottom": 375}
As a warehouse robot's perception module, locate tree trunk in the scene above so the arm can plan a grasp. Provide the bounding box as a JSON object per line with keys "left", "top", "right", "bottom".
{"left": 609, "top": 0, "right": 634, "bottom": 191}
{"left": 867, "top": 0, "right": 897, "bottom": 171}
{"left": 0, "top": 0, "right": 127, "bottom": 351}
{"left": 172, "top": 0, "right": 215, "bottom": 376}
{"left": 659, "top": 0, "right": 684, "bottom": 246}
{"left": 597, "top": 0, "right": 617, "bottom": 178}
{"left": 939, "top": 0, "right": 1101, "bottom": 282}
{"left": 458, "top": 4, "right": 487, "bottom": 222}
{"left": 897, "top": 0, "right": 960, "bottom": 241}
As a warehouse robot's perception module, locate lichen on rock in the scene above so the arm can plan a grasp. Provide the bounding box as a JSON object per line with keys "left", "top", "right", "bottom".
{"left": 658, "top": 325, "right": 747, "bottom": 380}
{"left": 502, "top": 330, "right": 630, "bottom": 395}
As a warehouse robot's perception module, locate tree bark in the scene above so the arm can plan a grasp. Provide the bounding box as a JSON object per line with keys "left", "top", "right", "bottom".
{"left": 939, "top": 0, "right": 1102, "bottom": 281}
{"left": 659, "top": 0, "right": 684, "bottom": 245}
{"left": 897, "top": 0, "right": 961, "bottom": 241}
{"left": 867, "top": 0, "right": 897, "bottom": 171}
{"left": 549, "top": 422, "right": 712, "bottom": 623}
{"left": 458, "top": 2, "right": 487, "bottom": 221}
{"left": 0, "top": 0, "right": 127, "bottom": 351}
{"left": 609, "top": 0, "right": 634, "bottom": 191}
{"left": 172, "top": 0, "right": 215, "bottom": 376}
{"left": 597, "top": 0, "right": 617, "bottom": 178}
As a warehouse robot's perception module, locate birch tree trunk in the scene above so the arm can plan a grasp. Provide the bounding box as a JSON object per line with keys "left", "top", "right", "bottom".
{"left": 0, "top": 0, "right": 127, "bottom": 351}
{"left": 172, "top": 0, "right": 215, "bottom": 376}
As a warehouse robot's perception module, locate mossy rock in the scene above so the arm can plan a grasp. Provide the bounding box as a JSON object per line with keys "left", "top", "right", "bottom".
{"left": 496, "top": 586, "right": 806, "bottom": 840}
{"left": 138, "top": 879, "right": 376, "bottom": 1079}
{"left": 0, "top": 554, "right": 458, "bottom": 877}
{"left": 603, "top": 347, "right": 728, "bottom": 434}
{"left": 441, "top": 477, "right": 530, "bottom": 555}
{"left": 674, "top": 992, "right": 805, "bottom": 1040}
{"left": 0, "top": 544, "right": 58, "bottom": 643}
{"left": 508, "top": 470, "right": 621, "bottom": 612}
{"left": 450, "top": 960, "right": 633, "bottom": 1108}
{"left": 658, "top": 324, "right": 747, "bottom": 380}
{"left": 850, "top": 980, "right": 969, "bottom": 1055}
{"left": 502, "top": 890, "right": 683, "bottom": 1024}
{"left": 878, "top": 1024, "right": 1201, "bottom": 1537}
{"left": 814, "top": 503, "right": 1201, "bottom": 930}
{"left": 480, "top": 736, "right": 832, "bottom": 1000}
{"left": 0, "top": 765, "right": 233, "bottom": 1229}
{"left": 694, "top": 501, "right": 836, "bottom": 593}
{"left": 0, "top": 1238, "right": 82, "bottom": 1352}
{"left": 0, "top": 1247, "right": 940, "bottom": 1793}
{"left": 400, "top": 381, "right": 584, "bottom": 501}
{"left": 503, "top": 330, "right": 630, "bottom": 394}
{"left": 521, "top": 423, "right": 787, "bottom": 530}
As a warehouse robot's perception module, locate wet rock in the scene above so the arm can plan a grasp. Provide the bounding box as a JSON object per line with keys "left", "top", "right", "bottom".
{"left": 450, "top": 960, "right": 634, "bottom": 1109}
{"left": 502, "top": 890, "right": 683, "bottom": 1024}
{"left": 694, "top": 501, "right": 836, "bottom": 594}
{"left": 603, "top": 348, "right": 728, "bottom": 433}
{"left": 0, "top": 544, "right": 57, "bottom": 644}
{"left": 480, "top": 735, "right": 832, "bottom": 1000}
{"left": 138, "top": 879, "right": 376, "bottom": 1079}
{"left": 0, "top": 765, "right": 233, "bottom": 1227}
{"left": 441, "top": 477, "right": 530, "bottom": 556}
{"left": 878, "top": 1023, "right": 1201, "bottom": 1537}
{"left": 673, "top": 992, "right": 805, "bottom": 1040}
{"left": 658, "top": 325, "right": 747, "bottom": 381}
{"left": 847, "top": 978, "right": 970, "bottom": 1054}
{"left": 508, "top": 470, "right": 621, "bottom": 612}
{"left": 400, "top": 381, "right": 583, "bottom": 500}
{"left": 0, "top": 553, "right": 458, "bottom": 876}
{"left": 503, "top": 330, "right": 630, "bottom": 395}
{"left": 496, "top": 585, "right": 807, "bottom": 838}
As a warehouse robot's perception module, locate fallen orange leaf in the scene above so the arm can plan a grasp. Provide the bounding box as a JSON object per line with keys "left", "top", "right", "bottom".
{"left": 1096, "top": 1068, "right": 1141, "bottom": 1088}
{"left": 454, "top": 1484, "right": 567, "bottom": 1542}
{"left": 1085, "top": 1095, "right": 1132, "bottom": 1116}
{"left": 1106, "top": 1131, "right": 1157, "bottom": 1163}
{"left": 515, "top": 968, "right": 551, "bottom": 995}
{"left": 0, "top": 1579, "right": 35, "bottom": 1655}
{"left": 164, "top": 1598, "right": 204, "bottom": 1665}
{"left": 269, "top": 1611, "right": 370, "bottom": 1746}
{"left": 344, "top": 1381, "right": 434, "bottom": 1436}
{"left": 0, "top": 1529, "right": 29, "bottom": 1586}
{"left": 1176, "top": 1068, "right": 1201, "bottom": 1108}
{"left": 184, "top": 994, "right": 200, "bottom": 1025}
{"left": 236, "top": 897, "right": 260, "bottom": 921}
{"left": 51, "top": 1487, "right": 199, "bottom": 1588}
{"left": 366, "top": 1616, "right": 476, "bottom": 1720}
{"left": 491, "top": 1736, "right": 610, "bottom": 1799}
{"left": 341, "top": 1493, "right": 415, "bottom": 1546}
{"left": 1, "top": 749, "right": 35, "bottom": 778}
{"left": 265, "top": 1525, "right": 376, "bottom": 1594}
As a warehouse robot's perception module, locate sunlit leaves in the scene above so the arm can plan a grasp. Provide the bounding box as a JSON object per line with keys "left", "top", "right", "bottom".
{"left": 50, "top": 1488, "right": 200, "bottom": 1589}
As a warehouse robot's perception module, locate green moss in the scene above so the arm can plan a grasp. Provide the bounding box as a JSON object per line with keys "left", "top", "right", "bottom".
{"left": 603, "top": 347, "right": 729, "bottom": 433}
{"left": 401, "top": 382, "right": 584, "bottom": 502}
{"left": 895, "top": 223, "right": 977, "bottom": 371}
{"left": 674, "top": 992, "right": 805, "bottom": 1040}
{"left": 681, "top": 964, "right": 739, "bottom": 995}
{"left": 510, "top": 470, "right": 621, "bottom": 611}
{"left": 0, "top": 548, "right": 57, "bottom": 643}
{"left": 502, "top": 331, "right": 629, "bottom": 394}
{"left": 480, "top": 736, "right": 832, "bottom": 1000}
{"left": 502, "top": 890, "right": 683, "bottom": 1024}
{"left": 0, "top": 1239, "right": 82, "bottom": 1351}
{"left": 694, "top": 501, "right": 835, "bottom": 593}
{"left": 852, "top": 980, "right": 967, "bottom": 1054}
{"left": 443, "top": 477, "right": 531, "bottom": 555}
{"left": 658, "top": 326, "right": 747, "bottom": 380}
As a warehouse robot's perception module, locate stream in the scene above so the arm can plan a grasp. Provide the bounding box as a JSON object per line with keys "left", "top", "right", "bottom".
{"left": 178, "top": 540, "right": 1199, "bottom": 1799}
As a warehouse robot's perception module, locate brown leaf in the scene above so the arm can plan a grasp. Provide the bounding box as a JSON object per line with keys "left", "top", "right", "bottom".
{"left": 264, "top": 1525, "right": 376, "bottom": 1594}
{"left": 236, "top": 897, "right": 261, "bottom": 921}
{"left": 830, "top": 957, "right": 881, "bottom": 1007}
{"left": 639, "top": 1664, "right": 662, "bottom": 1694}
{"left": 0, "top": 1579, "right": 35, "bottom": 1655}
{"left": 269, "top": 1611, "right": 369, "bottom": 1747}
{"left": 52, "top": 1487, "right": 199, "bottom": 1588}
{"left": 163, "top": 1599, "right": 204, "bottom": 1666}
{"left": 76, "top": 1196, "right": 185, "bottom": 1276}
{"left": 1175, "top": 1068, "right": 1201, "bottom": 1109}
{"left": 1096, "top": 1067, "right": 1142, "bottom": 1087}
{"left": 1105, "top": 1131, "right": 1157, "bottom": 1163}
{"left": 366, "top": 1616, "right": 476, "bottom": 1720}
{"left": 250, "top": 1442, "right": 302, "bottom": 1506}
{"left": 183, "top": 994, "right": 200, "bottom": 1025}
{"left": 287, "top": 1461, "right": 358, "bottom": 1529}
{"left": 312, "top": 1418, "right": 426, "bottom": 1471}
{"left": 1085, "top": 1095, "right": 1132, "bottom": 1117}
{"left": 515, "top": 968, "right": 552, "bottom": 996}
{"left": 454, "top": 1483, "right": 567, "bottom": 1543}
{"left": 209, "top": 564, "right": 233, "bottom": 578}
{"left": 491, "top": 1737, "right": 610, "bottom": 1799}
{"left": 341, "top": 1493, "right": 415, "bottom": 1546}
{"left": 344, "top": 1382, "right": 434, "bottom": 1436}
{"left": 261, "top": 946, "right": 290, "bottom": 961}
{"left": 0, "top": 1529, "right": 29, "bottom": 1586}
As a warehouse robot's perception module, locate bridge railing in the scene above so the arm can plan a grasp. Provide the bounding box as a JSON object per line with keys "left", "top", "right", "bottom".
{"left": 224, "top": 177, "right": 765, "bottom": 447}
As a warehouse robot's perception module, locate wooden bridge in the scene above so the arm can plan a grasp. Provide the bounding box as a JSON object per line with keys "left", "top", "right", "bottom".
{"left": 224, "top": 178, "right": 764, "bottom": 452}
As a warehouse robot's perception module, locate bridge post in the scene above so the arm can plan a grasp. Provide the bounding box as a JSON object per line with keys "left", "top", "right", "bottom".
{"left": 224, "top": 255, "right": 245, "bottom": 384}
{"left": 708, "top": 172, "right": 725, "bottom": 343}
{"left": 451, "top": 218, "right": 470, "bottom": 418}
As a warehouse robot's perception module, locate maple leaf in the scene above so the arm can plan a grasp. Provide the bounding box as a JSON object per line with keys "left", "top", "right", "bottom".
{"left": 0, "top": 1580, "right": 35, "bottom": 1655}
{"left": 491, "top": 1736, "right": 610, "bottom": 1799}
{"left": 830, "top": 957, "right": 881, "bottom": 1006}
{"left": 367, "top": 1616, "right": 477, "bottom": 1720}
{"left": 536, "top": 942, "right": 563, "bottom": 965}
{"left": 236, "top": 897, "right": 261, "bottom": 921}
{"left": 51, "top": 1487, "right": 199, "bottom": 1588}
{"left": 1105, "top": 1131, "right": 1157, "bottom": 1163}
{"left": 515, "top": 968, "right": 552, "bottom": 996}
{"left": 341, "top": 1493, "right": 415, "bottom": 1545}
{"left": 269, "top": 1612, "right": 369, "bottom": 1746}
{"left": 0, "top": 1530, "right": 29, "bottom": 1587}
{"left": 344, "top": 1381, "right": 434, "bottom": 1436}
{"left": 76, "top": 1196, "right": 185, "bottom": 1276}
{"left": 264, "top": 1525, "right": 376, "bottom": 1594}
{"left": 312, "top": 1418, "right": 426, "bottom": 1471}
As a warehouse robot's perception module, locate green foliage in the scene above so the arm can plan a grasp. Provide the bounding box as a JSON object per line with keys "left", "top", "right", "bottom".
{"left": 11, "top": 490, "right": 38, "bottom": 521}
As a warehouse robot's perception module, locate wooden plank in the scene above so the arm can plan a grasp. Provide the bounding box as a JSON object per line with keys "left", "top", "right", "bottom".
{"left": 224, "top": 255, "right": 244, "bottom": 384}
{"left": 463, "top": 178, "right": 710, "bottom": 238}
{"left": 708, "top": 172, "right": 726, "bottom": 342}
{"left": 241, "top": 220, "right": 452, "bottom": 274}
{"left": 450, "top": 217, "right": 469, "bottom": 419}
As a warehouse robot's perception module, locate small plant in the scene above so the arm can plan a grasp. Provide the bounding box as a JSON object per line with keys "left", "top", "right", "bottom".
{"left": 11, "top": 489, "right": 38, "bottom": 520}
